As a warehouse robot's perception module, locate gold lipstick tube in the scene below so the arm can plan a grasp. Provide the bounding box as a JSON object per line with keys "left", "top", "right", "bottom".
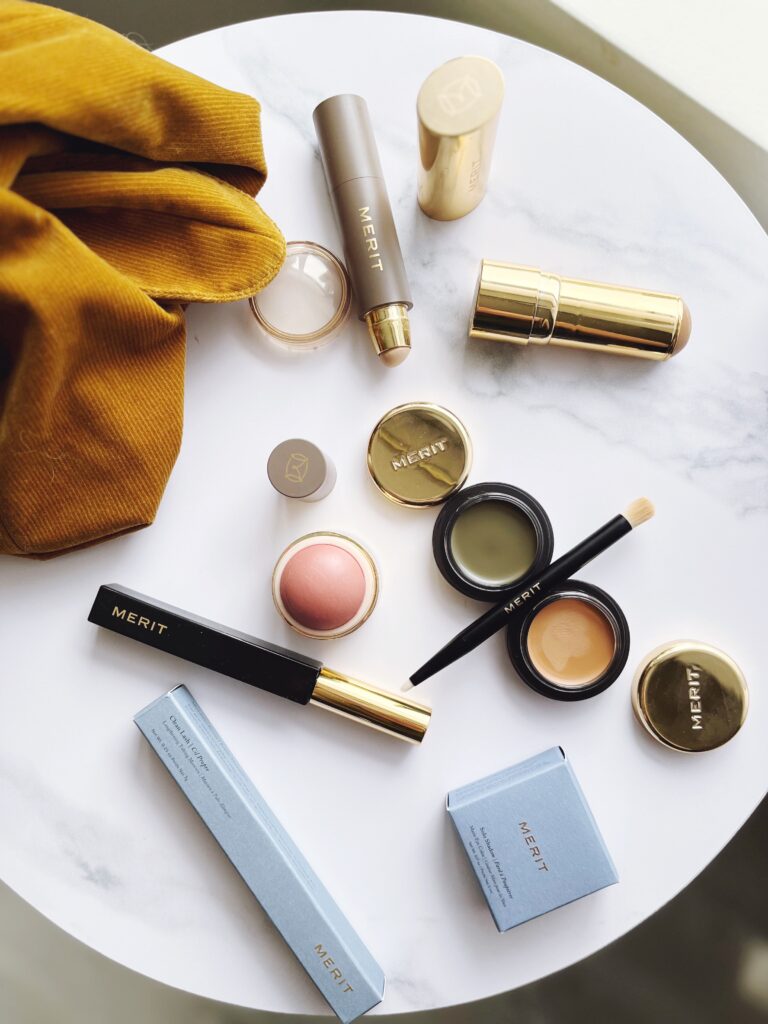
{"left": 417, "top": 56, "right": 504, "bottom": 221}
{"left": 470, "top": 262, "right": 691, "bottom": 360}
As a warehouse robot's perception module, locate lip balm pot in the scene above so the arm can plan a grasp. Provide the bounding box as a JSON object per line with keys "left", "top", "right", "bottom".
{"left": 507, "top": 580, "right": 629, "bottom": 701}
{"left": 432, "top": 483, "right": 554, "bottom": 601}
{"left": 273, "top": 532, "right": 379, "bottom": 639}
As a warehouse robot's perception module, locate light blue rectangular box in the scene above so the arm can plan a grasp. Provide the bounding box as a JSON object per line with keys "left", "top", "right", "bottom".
{"left": 447, "top": 747, "right": 618, "bottom": 931}
{"left": 135, "top": 685, "right": 384, "bottom": 1023}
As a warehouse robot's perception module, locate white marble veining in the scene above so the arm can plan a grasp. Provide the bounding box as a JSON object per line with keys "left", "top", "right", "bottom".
{"left": 1, "top": 11, "right": 767, "bottom": 1016}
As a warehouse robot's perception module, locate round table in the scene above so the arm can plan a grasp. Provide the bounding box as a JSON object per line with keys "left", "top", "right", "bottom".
{"left": 2, "top": 11, "right": 767, "bottom": 1017}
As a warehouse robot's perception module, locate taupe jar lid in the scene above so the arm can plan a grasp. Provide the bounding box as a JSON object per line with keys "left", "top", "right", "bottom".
{"left": 267, "top": 439, "right": 335, "bottom": 501}
{"left": 632, "top": 640, "right": 748, "bottom": 752}
{"left": 367, "top": 402, "right": 472, "bottom": 508}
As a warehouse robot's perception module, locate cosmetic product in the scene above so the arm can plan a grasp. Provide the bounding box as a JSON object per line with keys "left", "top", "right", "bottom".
{"left": 367, "top": 402, "right": 472, "bottom": 508}
{"left": 632, "top": 641, "right": 748, "bottom": 752}
{"left": 272, "top": 532, "right": 378, "bottom": 639}
{"left": 89, "top": 584, "right": 430, "bottom": 743}
{"left": 267, "top": 439, "right": 337, "bottom": 502}
{"left": 249, "top": 241, "right": 351, "bottom": 350}
{"left": 432, "top": 483, "right": 553, "bottom": 601}
{"left": 409, "top": 498, "right": 653, "bottom": 686}
{"left": 135, "top": 685, "right": 384, "bottom": 1023}
{"left": 470, "top": 262, "right": 691, "bottom": 360}
{"left": 507, "top": 580, "right": 629, "bottom": 701}
{"left": 313, "top": 94, "right": 412, "bottom": 367}
{"left": 447, "top": 747, "right": 618, "bottom": 931}
{"left": 417, "top": 55, "right": 504, "bottom": 221}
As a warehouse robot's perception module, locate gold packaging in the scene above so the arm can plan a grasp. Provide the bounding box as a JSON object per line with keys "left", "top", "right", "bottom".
{"left": 632, "top": 641, "right": 748, "bottom": 752}
{"left": 365, "top": 303, "right": 411, "bottom": 364}
{"left": 311, "top": 667, "right": 432, "bottom": 744}
{"left": 470, "top": 261, "right": 691, "bottom": 360}
{"left": 367, "top": 402, "right": 472, "bottom": 508}
{"left": 417, "top": 56, "right": 504, "bottom": 221}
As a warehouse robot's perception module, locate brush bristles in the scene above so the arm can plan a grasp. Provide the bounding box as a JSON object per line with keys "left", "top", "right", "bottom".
{"left": 624, "top": 497, "right": 655, "bottom": 528}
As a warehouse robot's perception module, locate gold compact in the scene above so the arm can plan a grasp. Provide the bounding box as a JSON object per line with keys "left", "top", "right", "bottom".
{"left": 367, "top": 402, "right": 472, "bottom": 508}
{"left": 417, "top": 55, "right": 504, "bottom": 221}
{"left": 632, "top": 641, "right": 748, "bottom": 752}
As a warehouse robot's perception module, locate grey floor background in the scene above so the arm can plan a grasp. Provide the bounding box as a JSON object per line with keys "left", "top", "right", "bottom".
{"left": 3, "top": 2, "right": 767, "bottom": 1021}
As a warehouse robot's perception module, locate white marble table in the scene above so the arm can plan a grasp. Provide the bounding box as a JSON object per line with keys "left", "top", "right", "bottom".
{"left": 2, "top": 11, "right": 767, "bottom": 1017}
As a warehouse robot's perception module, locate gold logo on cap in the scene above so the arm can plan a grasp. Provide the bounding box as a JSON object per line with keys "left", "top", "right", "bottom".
{"left": 390, "top": 437, "right": 449, "bottom": 472}
{"left": 285, "top": 453, "right": 309, "bottom": 484}
{"left": 438, "top": 75, "right": 482, "bottom": 116}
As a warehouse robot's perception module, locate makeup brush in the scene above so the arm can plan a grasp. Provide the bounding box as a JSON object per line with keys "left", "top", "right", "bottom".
{"left": 406, "top": 498, "right": 655, "bottom": 687}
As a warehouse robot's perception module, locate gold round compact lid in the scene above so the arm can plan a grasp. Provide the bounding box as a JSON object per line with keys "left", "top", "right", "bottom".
{"left": 632, "top": 640, "right": 748, "bottom": 753}
{"left": 367, "top": 402, "right": 472, "bottom": 508}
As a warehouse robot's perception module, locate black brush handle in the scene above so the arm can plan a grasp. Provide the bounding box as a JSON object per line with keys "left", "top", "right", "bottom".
{"left": 88, "top": 584, "right": 322, "bottom": 704}
{"left": 411, "top": 515, "right": 631, "bottom": 685}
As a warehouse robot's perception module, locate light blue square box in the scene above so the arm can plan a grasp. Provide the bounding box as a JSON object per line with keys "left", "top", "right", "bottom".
{"left": 447, "top": 747, "right": 618, "bottom": 931}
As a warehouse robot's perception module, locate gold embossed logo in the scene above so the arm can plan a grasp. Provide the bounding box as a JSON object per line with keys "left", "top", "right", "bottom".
{"left": 391, "top": 437, "right": 448, "bottom": 472}
{"left": 687, "top": 664, "right": 703, "bottom": 730}
{"left": 438, "top": 75, "right": 481, "bottom": 116}
{"left": 285, "top": 453, "right": 309, "bottom": 484}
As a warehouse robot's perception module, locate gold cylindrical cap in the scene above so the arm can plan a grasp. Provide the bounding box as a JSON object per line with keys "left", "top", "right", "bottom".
{"left": 470, "top": 261, "right": 691, "bottom": 360}
{"left": 417, "top": 56, "right": 504, "bottom": 221}
{"left": 632, "top": 641, "right": 748, "bottom": 752}
{"left": 365, "top": 303, "right": 411, "bottom": 366}
{"left": 367, "top": 402, "right": 472, "bottom": 508}
{"left": 311, "top": 667, "right": 431, "bottom": 744}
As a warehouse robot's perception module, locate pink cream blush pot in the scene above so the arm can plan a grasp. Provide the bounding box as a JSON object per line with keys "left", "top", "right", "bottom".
{"left": 280, "top": 544, "right": 365, "bottom": 631}
{"left": 273, "top": 532, "right": 380, "bottom": 638}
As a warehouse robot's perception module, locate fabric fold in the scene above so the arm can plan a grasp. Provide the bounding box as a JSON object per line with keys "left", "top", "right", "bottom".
{"left": 0, "top": 1, "right": 285, "bottom": 556}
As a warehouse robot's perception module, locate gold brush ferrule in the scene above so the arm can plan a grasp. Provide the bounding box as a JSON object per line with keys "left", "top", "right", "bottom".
{"left": 310, "top": 667, "right": 431, "bottom": 744}
{"left": 365, "top": 303, "right": 411, "bottom": 367}
{"left": 470, "top": 261, "right": 691, "bottom": 360}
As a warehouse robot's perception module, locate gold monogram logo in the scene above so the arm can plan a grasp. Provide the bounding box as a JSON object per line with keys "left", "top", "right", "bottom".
{"left": 285, "top": 453, "right": 309, "bottom": 484}
{"left": 438, "top": 75, "right": 481, "bottom": 116}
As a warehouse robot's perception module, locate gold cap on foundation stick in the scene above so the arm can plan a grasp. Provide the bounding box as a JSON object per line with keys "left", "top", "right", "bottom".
{"left": 470, "top": 262, "right": 691, "bottom": 360}
{"left": 417, "top": 56, "right": 504, "bottom": 221}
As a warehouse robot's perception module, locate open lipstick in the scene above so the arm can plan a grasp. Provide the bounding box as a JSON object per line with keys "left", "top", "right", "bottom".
{"left": 89, "top": 584, "right": 431, "bottom": 744}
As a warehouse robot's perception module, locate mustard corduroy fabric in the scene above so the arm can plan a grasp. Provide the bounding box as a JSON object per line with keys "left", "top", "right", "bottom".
{"left": 0, "top": 1, "right": 285, "bottom": 556}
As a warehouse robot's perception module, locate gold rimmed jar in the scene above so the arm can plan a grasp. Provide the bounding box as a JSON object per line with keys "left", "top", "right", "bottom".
{"left": 249, "top": 240, "right": 351, "bottom": 351}
{"left": 272, "top": 531, "right": 379, "bottom": 640}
